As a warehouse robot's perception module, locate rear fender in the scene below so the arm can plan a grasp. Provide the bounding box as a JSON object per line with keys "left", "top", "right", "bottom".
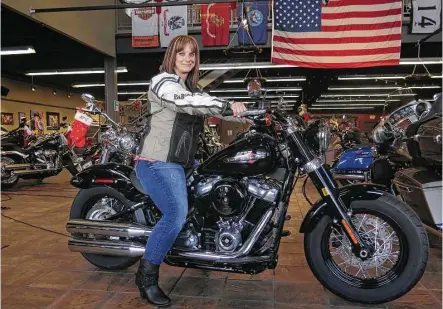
{"left": 299, "top": 183, "right": 387, "bottom": 233}
{"left": 71, "top": 162, "right": 135, "bottom": 194}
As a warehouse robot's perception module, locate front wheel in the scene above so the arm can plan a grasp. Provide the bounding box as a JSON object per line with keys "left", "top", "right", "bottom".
{"left": 304, "top": 193, "right": 428, "bottom": 304}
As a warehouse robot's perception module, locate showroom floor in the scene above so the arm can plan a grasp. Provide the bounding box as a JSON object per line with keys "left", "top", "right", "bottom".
{"left": 1, "top": 170, "right": 441, "bottom": 309}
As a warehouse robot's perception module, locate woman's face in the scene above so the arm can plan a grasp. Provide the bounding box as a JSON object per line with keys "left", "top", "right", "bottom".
{"left": 174, "top": 44, "right": 196, "bottom": 76}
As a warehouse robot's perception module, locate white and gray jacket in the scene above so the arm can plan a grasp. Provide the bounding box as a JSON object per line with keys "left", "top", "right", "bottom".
{"left": 138, "top": 72, "right": 241, "bottom": 168}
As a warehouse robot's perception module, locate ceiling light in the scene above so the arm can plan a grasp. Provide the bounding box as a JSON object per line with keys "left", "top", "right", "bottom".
{"left": 431, "top": 75, "right": 443, "bottom": 79}
{"left": 310, "top": 107, "right": 375, "bottom": 110}
{"left": 72, "top": 81, "right": 150, "bottom": 88}
{"left": 328, "top": 86, "right": 401, "bottom": 91}
{"left": 219, "top": 95, "right": 299, "bottom": 99}
{"left": 1, "top": 46, "right": 36, "bottom": 55}
{"left": 408, "top": 86, "right": 442, "bottom": 89}
{"left": 316, "top": 99, "right": 400, "bottom": 102}
{"left": 338, "top": 75, "right": 405, "bottom": 80}
{"left": 25, "top": 67, "right": 128, "bottom": 76}
{"left": 399, "top": 59, "right": 442, "bottom": 65}
{"left": 210, "top": 87, "right": 302, "bottom": 93}
{"left": 321, "top": 93, "right": 416, "bottom": 98}
{"left": 313, "top": 104, "right": 385, "bottom": 107}
{"left": 118, "top": 91, "right": 146, "bottom": 95}
{"left": 224, "top": 77, "right": 306, "bottom": 83}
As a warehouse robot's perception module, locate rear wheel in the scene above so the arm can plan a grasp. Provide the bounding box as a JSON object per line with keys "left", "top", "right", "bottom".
{"left": 304, "top": 193, "right": 428, "bottom": 304}
{"left": 70, "top": 187, "right": 147, "bottom": 270}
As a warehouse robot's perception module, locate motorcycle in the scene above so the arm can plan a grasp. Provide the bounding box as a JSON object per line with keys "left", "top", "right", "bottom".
{"left": 1, "top": 131, "right": 92, "bottom": 189}
{"left": 66, "top": 94, "right": 428, "bottom": 304}
{"left": 373, "top": 92, "right": 442, "bottom": 231}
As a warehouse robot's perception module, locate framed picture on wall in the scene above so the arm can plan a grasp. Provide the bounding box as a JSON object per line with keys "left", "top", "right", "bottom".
{"left": 30, "top": 110, "right": 44, "bottom": 133}
{"left": 1, "top": 112, "right": 13, "bottom": 125}
{"left": 46, "top": 112, "right": 60, "bottom": 130}
{"left": 18, "top": 112, "right": 26, "bottom": 122}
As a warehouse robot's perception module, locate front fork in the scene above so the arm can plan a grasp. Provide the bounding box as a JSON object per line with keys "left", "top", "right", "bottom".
{"left": 290, "top": 131, "right": 371, "bottom": 258}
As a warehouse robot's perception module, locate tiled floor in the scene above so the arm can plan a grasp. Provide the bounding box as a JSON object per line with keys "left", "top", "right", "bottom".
{"left": 1, "top": 170, "right": 442, "bottom": 309}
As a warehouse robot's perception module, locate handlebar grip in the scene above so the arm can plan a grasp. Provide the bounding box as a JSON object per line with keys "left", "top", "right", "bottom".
{"left": 221, "top": 109, "right": 269, "bottom": 117}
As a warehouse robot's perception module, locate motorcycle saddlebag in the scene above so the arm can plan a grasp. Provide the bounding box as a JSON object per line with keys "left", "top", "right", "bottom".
{"left": 417, "top": 117, "right": 442, "bottom": 168}
{"left": 393, "top": 167, "right": 442, "bottom": 229}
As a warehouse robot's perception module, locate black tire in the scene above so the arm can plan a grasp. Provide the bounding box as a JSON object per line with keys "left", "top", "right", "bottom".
{"left": 70, "top": 187, "right": 146, "bottom": 270}
{"left": 304, "top": 193, "right": 428, "bottom": 304}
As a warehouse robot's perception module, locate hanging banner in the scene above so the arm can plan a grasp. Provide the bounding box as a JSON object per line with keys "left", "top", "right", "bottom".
{"left": 238, "top": 2, "right": 269, "bottom": 45}
{"left": 160, "top": 1, "right": 188, "bottom": 47}
{"left": 201, "top": 3, "right": 230, "bottom": 46}
{"left": 132, "top": 6, "right": 159, "bottom": 47}
{"left": 411, "top": 0, "right": 442, "bottom": 33}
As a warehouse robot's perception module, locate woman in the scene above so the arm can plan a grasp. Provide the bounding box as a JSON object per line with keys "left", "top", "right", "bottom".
{"left": 135, "top": 35, "right": 247, "bottom": 306}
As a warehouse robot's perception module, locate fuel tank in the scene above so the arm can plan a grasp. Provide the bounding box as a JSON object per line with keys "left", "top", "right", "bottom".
{"left": 334, "top": 146, "right": 374, "bottom": 171}
{"left": 197, "top": 133, "right": 278, "bottom": 177}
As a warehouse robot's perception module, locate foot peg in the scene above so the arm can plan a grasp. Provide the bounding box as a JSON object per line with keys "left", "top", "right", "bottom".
{"left": 285, "top": 215, "right": 291, "bottom": 221}
{"left": 281, "top": 230, "right": 291, "bottom": 237}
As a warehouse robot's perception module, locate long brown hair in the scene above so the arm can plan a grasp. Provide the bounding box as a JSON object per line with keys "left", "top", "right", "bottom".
{"left": 160, "top": 35, "right": 200, "bottom": 89}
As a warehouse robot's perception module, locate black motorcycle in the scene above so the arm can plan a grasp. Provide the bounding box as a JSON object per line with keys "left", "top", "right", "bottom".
{"left": 1, "top": 132, "right": 92, "bottom": 189}
{"left": 66, "top": 100, "right": 428, "bottom": 304}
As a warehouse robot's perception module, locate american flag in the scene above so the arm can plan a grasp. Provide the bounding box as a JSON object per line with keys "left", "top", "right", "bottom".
{"left": 271, "top": 0, "right": 403, "bottom": 68}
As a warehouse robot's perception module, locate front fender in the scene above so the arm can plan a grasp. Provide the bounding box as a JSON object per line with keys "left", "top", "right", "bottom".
{"left": 71, "top": 162, "right": 134, "bottom": 190}
{"left": 299, "top": 183, "right": 387, "bottom": 233}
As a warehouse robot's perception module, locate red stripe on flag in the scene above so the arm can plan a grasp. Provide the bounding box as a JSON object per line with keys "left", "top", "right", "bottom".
{"left": 271, "top": 56, "right": 400, "bottom": 68}
{"left": 321, "top": 21, "right": 402, "bottom": 32}
{"left": 325, "top": 0, "right": 401, "bottom": 7}
{"left": 273, "top": 34, "right": 401, "bottom": 45}
{"left": 273, "top": 46, "right": 401, "bottom": 57}
{"left": 322, "top": 8, "right": 402, "bottom": 19}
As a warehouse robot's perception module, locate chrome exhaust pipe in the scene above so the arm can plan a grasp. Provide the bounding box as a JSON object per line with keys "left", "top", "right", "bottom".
{"left": 1, "top": 151, "right": 28, "bottom": 158}
{"left": 4, "top": 163, "right": 31, "bottom": 170}
{"left": 68, "top": 238, "right": 145, "bottom": 257}
{"left": 333, "top": 174, "right": 365, "bottom": 181}
{"left": 13, "top": 168, "right": 58, "bottom": 175}
{"left": 66, "top": 219, "right": 153, "bottom": 238}
{"left": 67, "top": 209, "right": 274, "bottom": 262}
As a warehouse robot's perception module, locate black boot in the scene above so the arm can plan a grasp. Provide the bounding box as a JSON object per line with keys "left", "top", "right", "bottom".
{"left": 135, "top": 259, "right": 171, "bottom": 307}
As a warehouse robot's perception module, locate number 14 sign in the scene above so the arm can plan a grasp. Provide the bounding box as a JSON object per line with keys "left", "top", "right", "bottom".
{"left": 411, "top": 0, "right": 442, "bottom": 33}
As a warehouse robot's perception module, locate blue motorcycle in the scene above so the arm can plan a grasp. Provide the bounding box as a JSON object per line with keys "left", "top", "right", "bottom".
{"left": 332, "top": 146, "right": 374, "bottom": 185}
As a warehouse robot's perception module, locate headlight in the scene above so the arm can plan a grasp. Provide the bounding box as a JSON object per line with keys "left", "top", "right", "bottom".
{"left": 118, "top": 133, "right": 136, "bottom": 152}
{"left": 316, "top": 126, "right": 332, "bottom": 154}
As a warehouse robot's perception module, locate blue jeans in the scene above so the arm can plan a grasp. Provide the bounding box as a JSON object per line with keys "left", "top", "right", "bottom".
{"left": 135, "top": 160, "right": 188, "bottom": 265}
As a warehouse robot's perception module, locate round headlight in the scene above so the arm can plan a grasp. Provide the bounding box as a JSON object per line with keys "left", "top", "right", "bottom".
{"left": 317, "top": 126, "right": 332, "bottom": 154}
{"left": 118, "top": 133, "right": 136, "bottom": 152}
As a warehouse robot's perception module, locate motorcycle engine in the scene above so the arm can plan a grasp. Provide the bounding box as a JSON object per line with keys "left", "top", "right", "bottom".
{"left": 194, "top": 175, "right": 280, "bottom": 253}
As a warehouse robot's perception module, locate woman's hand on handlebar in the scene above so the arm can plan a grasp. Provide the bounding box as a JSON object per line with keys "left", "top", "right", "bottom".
{"left": 231, "top": 102, "right": 248, "bottom": 117}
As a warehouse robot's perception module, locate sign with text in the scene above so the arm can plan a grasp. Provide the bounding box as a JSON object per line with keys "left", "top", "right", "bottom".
{"left": 411, "top": 0, "right": 442, "bottom": 33}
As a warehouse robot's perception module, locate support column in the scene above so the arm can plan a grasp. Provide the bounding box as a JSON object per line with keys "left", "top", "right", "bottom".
{"left": 104, "top": 56, "right": 118, "bottom": 122}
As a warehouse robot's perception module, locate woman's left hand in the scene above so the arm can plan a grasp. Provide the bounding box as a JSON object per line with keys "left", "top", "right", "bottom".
{"left": 231, "top": 102, "right": 248, "bottom": 117}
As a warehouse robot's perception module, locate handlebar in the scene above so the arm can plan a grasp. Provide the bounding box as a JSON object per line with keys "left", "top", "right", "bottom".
{"left": 221, "top": 108, "right": 270, "bottom": 118}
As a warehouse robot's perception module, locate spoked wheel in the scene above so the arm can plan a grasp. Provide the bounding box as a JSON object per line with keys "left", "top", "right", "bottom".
{"left": 304, "top": 194, "right": 428, "bottom": 304}
{"left": 70, "top": 187, "right": 148, "bottom": 270}
{"left": 1, "top": 157, "right": 19, "bottom": 189}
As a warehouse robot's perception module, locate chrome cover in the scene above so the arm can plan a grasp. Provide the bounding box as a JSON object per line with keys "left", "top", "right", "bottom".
{"left": 247, "top": 178, "right": 279, "bottom": 202}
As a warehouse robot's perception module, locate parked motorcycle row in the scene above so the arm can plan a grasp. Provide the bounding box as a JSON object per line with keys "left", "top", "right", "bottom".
{"left": 61, "top": 92, "right": 438, "bottom": 304}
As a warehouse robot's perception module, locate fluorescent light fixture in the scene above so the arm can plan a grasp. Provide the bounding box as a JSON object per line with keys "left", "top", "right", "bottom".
{"left": 1, "top": 46, "right": 36, "bottom": 55}
{"left": 321, "top": 93, "right": 416, "bottom": 98}
{"left": 329, "top": 86, "right": 401, "bottom": 91}
{"left": 210, "top": 87, "right": 302, "bottom": 93}
{"left": 431, "top": 75, "right": 443, "bottom": 79}
{"left": 338, "top": 75, "right": 405, "bottom": 80}
{"left": 72, "top": 81, "right": 150, "bottom": 88}
{"left": 224, "top": 77, "right": 306, "bottom": 83}
{"left": 313, "top": 104, "right": 385, "bottom": 107}
{"left": 316, "top": 99, "right": 400, "bottom": 102}
{"left": 219, "top": 95, "right": 299, "bottom": 99}
{"left": 118, "top": 91, "right": 147, "bottom": 95}
{"left": 399, "top": 59, "right": 442, "bottom": 65}
{"left": 25, "top": 67, "right": 128, "bottom": 76}
{"left": 311, "top": 107, "right": 375, "bottom": 110}
{"left": 408, "top": 86, "right": 442, "bottom": 89}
